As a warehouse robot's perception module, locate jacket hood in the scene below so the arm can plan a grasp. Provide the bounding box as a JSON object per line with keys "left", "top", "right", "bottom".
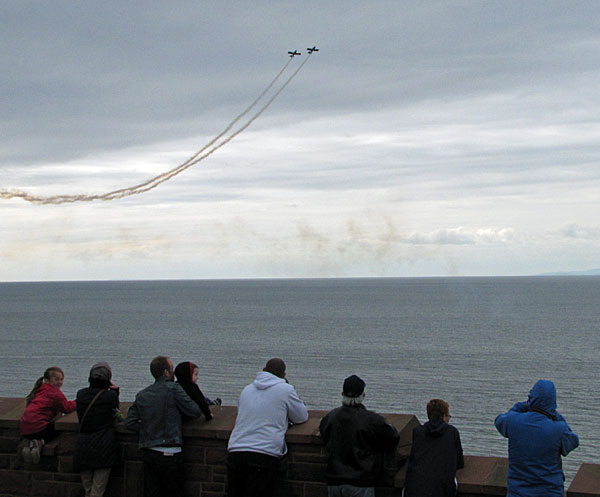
{"left": 424, "top": 419, "right": 448, "bottom": 438}
{"left": 527, "top": 379, "right": 557, "bottom": 416}
{"left": 253, "top": 371, "right": 285, "bottom": 390}
{"left": 174, "top": 361, "right": 195, "bottom": 384}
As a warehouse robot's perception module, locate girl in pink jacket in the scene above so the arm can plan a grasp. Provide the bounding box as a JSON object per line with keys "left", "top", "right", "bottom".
{"left": 19, "top": 366, "right": 76, "bottom": 464}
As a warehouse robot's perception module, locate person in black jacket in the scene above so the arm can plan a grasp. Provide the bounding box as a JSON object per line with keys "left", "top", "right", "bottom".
{"left": 75, "top": 362, "right": 120, "bottom": 497}
{"left": 403, "top": 399, "right": 464, "bottom": 497}
{"left": 174, "top": 361, "right": 220, "bottom": 421}
{"left": 319, "top": 375, "right": 400, "bottom": 497}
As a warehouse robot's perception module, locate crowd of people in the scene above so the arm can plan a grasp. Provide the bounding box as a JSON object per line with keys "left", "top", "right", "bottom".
{"left": 19, "top": 358, "right": 579, "bottom": 497}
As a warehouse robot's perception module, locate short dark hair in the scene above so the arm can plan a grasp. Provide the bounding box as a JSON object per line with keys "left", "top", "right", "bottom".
{"left": 150, "top": 356, "right": 171, "bottom": 379}
{"left": 427, "top": 399, "right": 450, "bottom": 421}
{"left": 264, "top": 358, "right": 286, "bottom": 378}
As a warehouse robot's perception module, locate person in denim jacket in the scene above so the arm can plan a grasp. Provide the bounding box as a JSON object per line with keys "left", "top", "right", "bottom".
{"left": 125, "top": 356, "right": 202, "bottom": 497}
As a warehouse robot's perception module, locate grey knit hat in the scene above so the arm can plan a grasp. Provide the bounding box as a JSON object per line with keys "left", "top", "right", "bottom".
{"left": 89, "top": 362, "right": 112, "bottom": 381}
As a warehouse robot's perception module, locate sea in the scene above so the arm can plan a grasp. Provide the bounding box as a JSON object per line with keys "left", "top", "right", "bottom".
{"left": 1, "top": 276, "right": 598, "bottom": 483}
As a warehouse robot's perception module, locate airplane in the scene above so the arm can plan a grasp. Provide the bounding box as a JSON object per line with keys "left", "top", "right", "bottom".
{"left": 288, "top": 50, "right": 301, "bottom": 58}
{"left": 307, "top": 46, "right": 319, "bottom": 54}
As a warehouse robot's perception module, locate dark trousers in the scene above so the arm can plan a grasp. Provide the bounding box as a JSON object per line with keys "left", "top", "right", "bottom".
{"left": 142, "top": 450, "right": 184, "bottom": 497}
{"left": 227, "top": 451, "right": 280, "bottom": 497}
{"left": 23, "top": 423, "right": 58, "bottom": 444}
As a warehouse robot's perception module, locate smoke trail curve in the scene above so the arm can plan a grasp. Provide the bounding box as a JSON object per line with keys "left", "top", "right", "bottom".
{"left": 0, "top": 54, "right": 312, "bottom": 204}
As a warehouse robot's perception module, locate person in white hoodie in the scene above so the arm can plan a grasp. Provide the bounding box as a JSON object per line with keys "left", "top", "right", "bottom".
{"left": 227, "top": 357, "right": 309, "bottom": 497}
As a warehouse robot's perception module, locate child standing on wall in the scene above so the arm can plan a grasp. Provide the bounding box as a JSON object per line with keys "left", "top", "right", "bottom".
{"left": 19, "top": 366, "right": 76, "bottom": 464}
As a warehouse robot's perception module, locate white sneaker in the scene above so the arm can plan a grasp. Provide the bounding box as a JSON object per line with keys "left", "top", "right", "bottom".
{"left": 30, "top": 440, "right": 41, "bottom": 464}
{"left": 21, "top": 443, "right": 32, "bottom": 464}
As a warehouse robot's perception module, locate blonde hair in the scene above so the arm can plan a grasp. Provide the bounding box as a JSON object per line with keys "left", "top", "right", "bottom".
{"left": 25, "top": 367, "right": 64, "bottom": 405}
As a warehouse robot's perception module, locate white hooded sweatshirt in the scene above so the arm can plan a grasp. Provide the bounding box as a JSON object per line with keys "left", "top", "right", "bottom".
{"left": 227, "top": 371, "right": 309, "bottom": 457}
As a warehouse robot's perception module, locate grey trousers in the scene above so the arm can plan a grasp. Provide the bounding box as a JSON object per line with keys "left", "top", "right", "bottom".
{"left": 80, "top": 468, "right": 111, "bottom": 497}
{"left": 328, "top": 485, "right": 375, "bottom": 497}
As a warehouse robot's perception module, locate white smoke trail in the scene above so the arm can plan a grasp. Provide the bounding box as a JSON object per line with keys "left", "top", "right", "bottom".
{"left": 1, "top": 54, "right": 313, "bottom": 204}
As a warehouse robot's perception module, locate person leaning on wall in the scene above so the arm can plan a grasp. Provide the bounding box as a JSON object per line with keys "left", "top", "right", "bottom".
{"left": 319, "top": 375, "right": 400, "bottom": 497}
{"left": 227, "top": 358, "right": 309, "bottom": 497}
{"left": 495, "top": 379, "right": 579, "bottom": 497}
{"left": 74, "top": 362, "right": 120, "bottom": 497}
{"left": 125, "top": 356, "right": 202, "bottom": 497}
{"left": 402, "top": 398, "right": 464, "bottom": 497}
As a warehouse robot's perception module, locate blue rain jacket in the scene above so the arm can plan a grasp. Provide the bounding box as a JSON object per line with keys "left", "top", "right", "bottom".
{"left": 494, "top": 380, "right": 579, "bottom": 497}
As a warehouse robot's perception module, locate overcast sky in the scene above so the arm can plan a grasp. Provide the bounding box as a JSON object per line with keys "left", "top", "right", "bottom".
{"left": 1, "top": 1, "right": 599, "bottom": 281}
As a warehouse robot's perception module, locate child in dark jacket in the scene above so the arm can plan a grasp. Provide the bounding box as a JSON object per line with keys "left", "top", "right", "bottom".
{"left": 19, "top": 366, "right": 76, "bottom": 464}
{"left": 174, "top": 361, "right": 220, "bottom": 421}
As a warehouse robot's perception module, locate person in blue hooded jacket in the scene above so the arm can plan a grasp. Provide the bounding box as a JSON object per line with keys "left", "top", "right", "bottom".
{"left": 494, "top": 379, "right": 579, "bottom": 497}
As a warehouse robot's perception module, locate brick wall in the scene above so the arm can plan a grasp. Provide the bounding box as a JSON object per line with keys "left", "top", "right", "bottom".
{"left": 1, "top": 398, "right": 598, "bottom": 497}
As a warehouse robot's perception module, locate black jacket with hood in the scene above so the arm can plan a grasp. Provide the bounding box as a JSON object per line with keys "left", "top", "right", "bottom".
{"left": 319, "top": 404, "right": 400, "bottom": 487}
{"left": 403, "top": 419, "right": 464, "bottom": 497}
{"left": 174, "top": 362, "right": 212, "bottom": 421}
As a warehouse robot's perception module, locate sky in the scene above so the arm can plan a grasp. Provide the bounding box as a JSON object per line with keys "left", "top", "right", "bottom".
{"left": 1, "top": 1, "right": 600, "bottom": 281}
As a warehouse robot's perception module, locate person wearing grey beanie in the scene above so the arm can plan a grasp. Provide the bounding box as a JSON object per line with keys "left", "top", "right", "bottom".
{"left": 75, "top": 362, "right": 120, "bottom": 497}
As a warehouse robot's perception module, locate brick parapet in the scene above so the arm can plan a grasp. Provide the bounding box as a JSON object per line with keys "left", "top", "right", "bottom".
{"left": 1, "top": 397, "right": 598, "bottom": 497}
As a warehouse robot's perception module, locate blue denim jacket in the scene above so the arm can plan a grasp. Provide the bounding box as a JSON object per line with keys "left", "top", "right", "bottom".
{"left": 125, "top": 377, "right": 201, "bottom": 449}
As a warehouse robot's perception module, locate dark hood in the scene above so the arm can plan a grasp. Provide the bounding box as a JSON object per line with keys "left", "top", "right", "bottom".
{"left": 174, "top": 361, "right": 195, "bottom": 384}
{"left": 424, "top": 419, "right": 448, "bottom": 438}
{"left": 527, "top": 379, "right": 557, "bottom": 418}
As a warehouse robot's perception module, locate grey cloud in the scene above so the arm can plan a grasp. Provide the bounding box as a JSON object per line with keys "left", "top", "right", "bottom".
{"left": 558, "top": 224, "right": 600, "bottom": 240}
{"left": 403, "top": 227, "right": 516, "bottom": 245}
{"left": 4, "top": 0, "right": 600, "bottom": 168}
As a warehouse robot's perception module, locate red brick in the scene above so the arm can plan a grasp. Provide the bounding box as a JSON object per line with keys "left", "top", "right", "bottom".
{"left": 105, "top": 476, "right": 125, "bottom": 497}
{"left": 183, "top": 480, "right": 201, "bottom": 497}
{"left": 373, "top": 487, "right": 402, "bottom": 497}
{"left": 58, "top": 455, "right": 75, "bottom": 473}
{"left": 0, "top": 469, "right": 32, "bottom": 494}
{"left": 24, "top": 456, "right": 58, "bottom": 473}
{"left": 122, "top": 442, "right": 143, "bottom": 461}
{"left": 185, "top": 438, "right": 226, "bottom": 448}
{"left": 275, "top": 480, "right": 303, "bottom": 497}
{"left": 292, "top": 452, "right": 326, "bottom": 464}
{"left": 287, "top": 443, "right": 324, "bottom": 455}
{"left": 183, "top": 444, "right": 205, "bottom": 463}
{"left": 212, "top": 472, "right": 226, "bottom": 483}
{"left": 286, "top": 462, "right": 326, "bottom": 483}
{"left": 32, "top": 478, "right": 72, "bottom": 497}
{"left": 205, "top": 448, "right": 227, "bottom": 465}
{"left": 52, "top": 472, "right": 81, "bottom": 483}
{"left": 31, "top": 471, "right": 55, "bottom": 481}
{"left": 125, "top": 460, "right": 144, "bottom": 497}
{"left": 185, "top": 463, "right": 211, "bottom": 482}
{"left": 304, "top": 482, "right": 328, "bottom": 497}
{"left": 57, "top": 433, "right": 78, "bottom": 455}
{"left": 211, "top": 464, "right": 227, "bottom": 476}
{"left": 0, "top": 437, "right": 19, "bottom": 453}
{"left": 0, "top": 427, "right": 20, "bottom": 437}
{"left": 201, "top": 482, "right": 225, "bottom": 492}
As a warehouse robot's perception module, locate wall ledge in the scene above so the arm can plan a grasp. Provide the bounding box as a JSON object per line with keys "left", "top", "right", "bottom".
{"left": 1, "top": 397, "right": 599, "bottom": 497}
